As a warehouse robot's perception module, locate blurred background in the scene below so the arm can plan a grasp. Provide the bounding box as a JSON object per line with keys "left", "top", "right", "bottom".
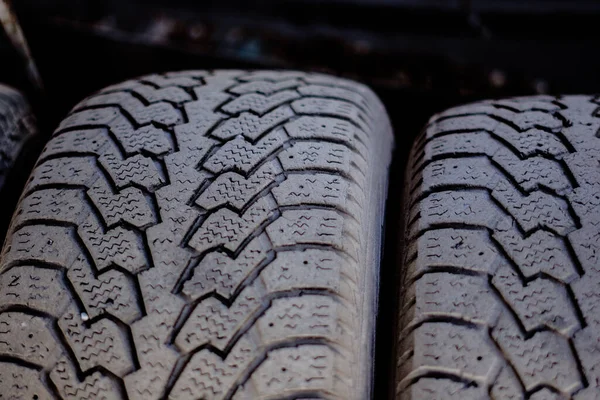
{"left": 2, "top": 1, "right": 599, "bottom": 396}
{"left": 5, "top": 0, "right": 600, "bottom": 128}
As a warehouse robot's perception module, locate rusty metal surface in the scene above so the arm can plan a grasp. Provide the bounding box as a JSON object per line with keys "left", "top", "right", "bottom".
{"left": 0, "top": 0, "right": 42, "bottom": 91}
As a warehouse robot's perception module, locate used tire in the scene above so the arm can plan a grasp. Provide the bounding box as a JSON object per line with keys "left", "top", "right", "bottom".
{"left": 396, "top": 96, "right": 600, "bottom": 399}
{"left": 0, "top": 70, "right": 393, "bottom": 399}
{"left": 0, "top": 84, "right": 36, "bottom": 236}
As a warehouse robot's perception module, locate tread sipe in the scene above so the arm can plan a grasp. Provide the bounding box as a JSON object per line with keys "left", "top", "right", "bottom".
{"left": 396, "top": 96, "right": 600, "bottom": 399}
{"left": 0, "top": 70, "right": 393, "bottom": 399}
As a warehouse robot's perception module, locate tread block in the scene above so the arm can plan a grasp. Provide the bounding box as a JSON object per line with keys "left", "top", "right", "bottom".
{"left": 260, "top": 249, "right": 345, "bottom": 294}
{"left": 569, "top": 185, "right": 600, "bottom": 227}
{"left": 75, "top": 92, "right": 181, "bottom": 126}
{"left": 26, "top": 156, "right": 98, "bottom": 192}
{"left": 414, "top": 156, "right": 501, "bottom": 196}
{"left": 490, "top": 366, "right": 524, "bottom": 400}
{"left": 3, "top": 225, "right": 81, "bottom": 270}
{"left": 40, "top": 128, "right": 119, "bottom": 160}
{"left": 564, "top": 149, "right": 600, "bottom": 188}
{"left": 99, "top": 153, "right": 164, "bottom": 190}
{"left": 233, "top": 345, "right": 338, "bottom": 399}
{"left": 130, "top": 84, "right": 192, "bottom": 104}
{"left": 196, "top": 160, "right": 281, "bottom": 211}
{"left": 89, "top": 180, "right": 156, "bottom": 228}
{"left": 405, "top": 229, "right": 500, "bottom": 278}
{"left": 79, "top": 215, "right": 148, "bottom": 273}
{"left": 0, "top": 312, "right": 61, "bottom": 368}
{"left": 255, "top": 295, "right": 340, "bottom": 344}
{"left": 50, "top": 357, "right": 122, "bottom": 400}
{"left": 284, "top": 115, "right": 369, "bottom": 150}
{"left": 189, "top": 196, "right": 277, "bottom": 254}
{"left": 399, "top": 323, "right": 501, "bottom": 386}
{"left": 298, "top": 84, "right": 372, "bottom": 111}
{"left": 183, "top": 234, "right": 270, "bottom": 300}
{"left": 492, "top": 147, "right": 571, "bottom": 193}
{"left": 212, "top": 105, "right": 294, "bottom": 141}
{"left": 57, "top": 108, "right": 122, "bottom": 132}
{"left": 221, "top": 91, "right": 300, "bottom": 114}
{"left": 573, "top": 328, "right": 600, "bottom": 397}
{"left": 14, "top": 188, "right": 90, "bottom": 227}
{"left": 409, "top": 190, "right": 510, "bottom": 236}
{"left": 414, "top": 131, "right": 499, "bottom": 171}
{"left": 115, "top": 124, "right": 173, "bottom": 156}
{"left": 0, "top": 362, "right": 54, "bottom": 400}
{"left": 0, "top": 266, "right": 70, "bottom": 316}
{"left": 272, "top": 173, "right": 362, "bottom": 216}
{"left": 176, "top": 282, "right": 263, "bottom": 352}
{"left": 291, "top": 98, "right": 369, "bottom": 132}
{"left": 492, "top": 263, "right": 580, "bottom": 335}
{"left": 408, "top": 273, "right": 501, "bottom": 327}
{"left": 170, "top": 336, "right": 256, "bottom": 400}
{"left": 229, "top": 79, "right": 301, "bottom": 95}
{"left": 266, "top": 209, "right": 351, "bottom": 250}
{"left": 492, "top": 180, "right": 576, "bottom": 235}
{"left": 59, "top": 306, "right": 135, "bottom": 377}
{"left": 279, "top": 141, "right": 365, "bottom": 179}
{"left": 494, "top": 225, "right": 579, "bottom": 282}
{"left": 68, "top": 254, "right": 142, "bottom": 323}
{"left": 163, "top": 149, "right": 213, "bottom": 202}
{"left": 493, "top": 124, "right": 569, "bottom": 158}
{"left": 204, "top": 128, "right": 287, "bottom": 174}
{"left": 492, "top": 313, "right": 583, "bottom": 394}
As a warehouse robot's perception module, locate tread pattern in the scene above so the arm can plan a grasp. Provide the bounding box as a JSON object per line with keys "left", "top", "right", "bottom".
{"left": 397, "top": 96, "right": 600, "bottom": 399}
{"left": 0, "top": 70, "right": 392, "bottom": 400}
{"left": 0, "top": 84, "right": 36, "bottom": 190}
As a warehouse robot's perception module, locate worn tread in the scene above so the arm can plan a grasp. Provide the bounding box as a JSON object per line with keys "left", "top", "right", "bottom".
{"left": 0, "top": 70, "right": 393, "bottom": 400}
{"left": 397, "top": 95, "right": 600, "bottom": 399}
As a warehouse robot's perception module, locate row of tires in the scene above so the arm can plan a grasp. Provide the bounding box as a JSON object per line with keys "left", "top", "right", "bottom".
{"left": 0, "top": 71, "right": 597, "bottom": 399}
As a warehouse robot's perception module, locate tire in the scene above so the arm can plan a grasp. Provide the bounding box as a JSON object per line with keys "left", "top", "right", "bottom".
{"left": 396, "top": 96, "right": 600, "bottom": 399}
{"left": 0, "top": 84, "right": 37, "bottom": 236}
{"left": 0, "top": 70, "right": 393, "bottom": 399}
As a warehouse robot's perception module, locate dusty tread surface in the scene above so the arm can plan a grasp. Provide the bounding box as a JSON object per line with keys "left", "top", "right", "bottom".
{"left": 397, "top": 96, "right": 600, "bottom": 399}
{"left": 0, "top": 70, "right": 392, "bottom": 400}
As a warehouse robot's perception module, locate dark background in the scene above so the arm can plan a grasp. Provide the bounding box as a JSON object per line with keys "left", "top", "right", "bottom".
{"left": 2, "top": 1, "right": 600, "bottom": 397}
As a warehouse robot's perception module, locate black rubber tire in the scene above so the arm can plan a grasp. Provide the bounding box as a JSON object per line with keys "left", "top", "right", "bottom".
{"left": 0, "top": 70, "right": 393, "bottom": 399}
{"left": 0, "top": 84, "right": 36, "bottom": 233}
{"left": 396, "top": 96, "right": 600, "bottom": 399}
{"left": 0, "top": 84, "right": 35, "bottom": 184}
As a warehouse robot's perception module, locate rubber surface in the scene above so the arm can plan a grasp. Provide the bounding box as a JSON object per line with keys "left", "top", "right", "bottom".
{"left": 0, "top": 84, "right": 36, "bottom": 192}
{"left": 0, "top": 83, "right": 37, "bottom": 242}
{"left": 396, "top": 96, "right": 600, "bottom": 399}
{"left": 0, "top": 70, "right": 393, "bottom": 399}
